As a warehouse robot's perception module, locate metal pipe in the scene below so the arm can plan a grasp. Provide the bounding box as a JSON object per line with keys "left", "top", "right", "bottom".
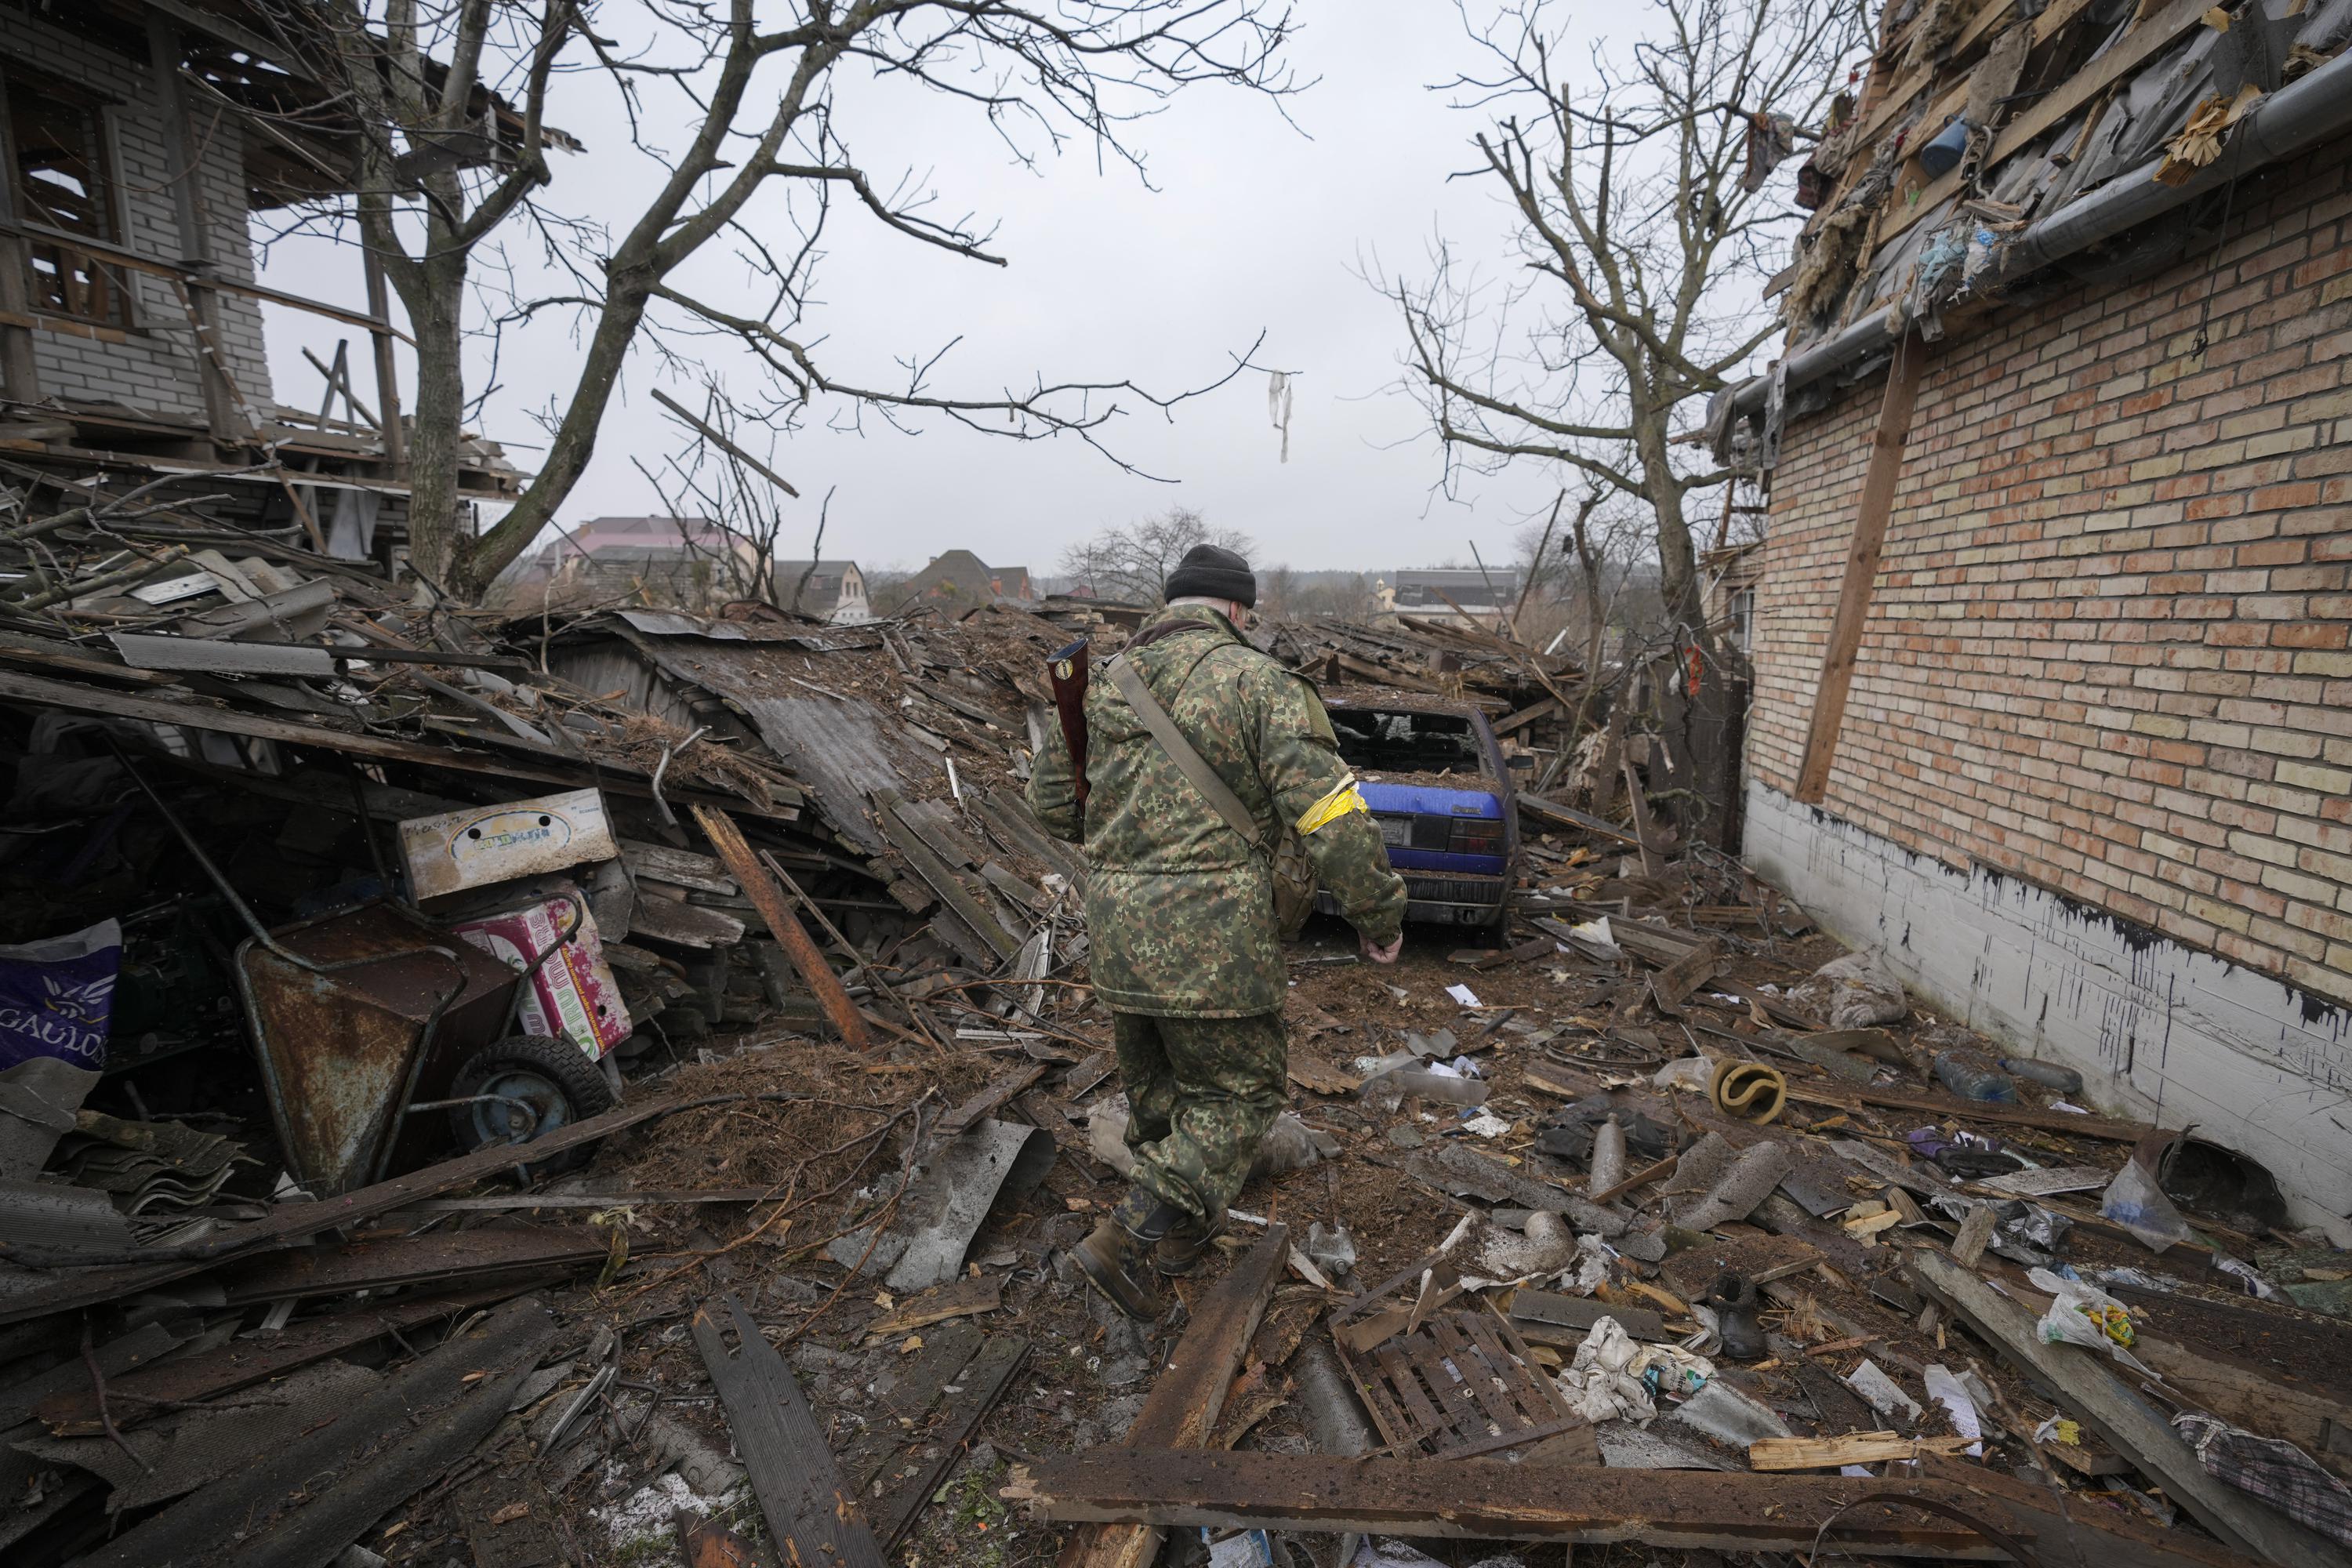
{"left": 1728, "top": 53, "right": 2352, "bottom": 419}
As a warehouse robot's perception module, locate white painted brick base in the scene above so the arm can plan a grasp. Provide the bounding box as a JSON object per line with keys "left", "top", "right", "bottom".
{"left": 1744, "top": 777, "right": 2352, "bottom": 1231}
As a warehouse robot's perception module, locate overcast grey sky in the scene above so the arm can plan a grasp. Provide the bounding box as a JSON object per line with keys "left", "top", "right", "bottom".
{"left": 256, "top": 2, "right": 1619, "bottom": 577}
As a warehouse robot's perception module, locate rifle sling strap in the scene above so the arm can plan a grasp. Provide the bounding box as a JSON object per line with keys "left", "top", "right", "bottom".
{"left": 1106, "top": 654, "right": 1265, "bottom": 855}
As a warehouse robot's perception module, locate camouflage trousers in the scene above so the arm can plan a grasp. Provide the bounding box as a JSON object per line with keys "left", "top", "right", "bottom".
{"left": 1112, "top": 1009, "right": 1287, "bottom": 1224}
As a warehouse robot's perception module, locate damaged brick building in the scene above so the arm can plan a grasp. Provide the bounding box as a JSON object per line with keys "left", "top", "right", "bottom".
{"left": 1722, "top": 0, "right": 2352, "bottom": 1227}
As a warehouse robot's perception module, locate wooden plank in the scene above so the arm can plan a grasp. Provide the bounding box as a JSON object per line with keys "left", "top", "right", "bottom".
{"left": 1510, "top": 1290, "right": 1666, "bottom": 1342}
{"left": 980, "top": 860, "right": 1051, "bottom": 912}
{"left": 865, "top": 1275, "right": 1004, "bottom": 1339}
{"left": 1880, "top": 0, "right": 2217, "bottom": 249}
{"left": 868, "top": 1334, "right": 1030, "bottom": 1549}
{"left": 971, "top": 788, "right": 1087, "bottom": 891}
{"left": 692, "top": 1294, "right": 887, "bottom": 1568}
{"left": 1649, "top": 936, "right": 1726, "bottom": 1014}
{"left": 1909, "top": 1251, "right": 2347, "bottom": 1566}
{"left": 1621, "top": 759, "right": 1664, "bottom": 875}
{"left": 1950, "top": 1203, "right": 1997, "bottom": 1269}
{"left": 1517, "top": 791, "right": 1639, "bottom": 846}
{"left": 694, "top": 804, "right": 872, "bottom": 1047}
{"left": 0, "top": 1093, "right": 693, "bottom": 1325}
{"left": 941, "top": 1063, "right": 1048, "bottom": 1135}
{"left": 1491, "top": 695, "right": 1563, "bottom": 735}
{"left": 1006, "top": 1449, "right": 2241, "bottom": 1565}
{"left": 897, "top": 796, "right": 984, "bottom": 868}
{"left": 35, "top": 1290, "right": 510, "bottom": 1435}
{"left": 1795, "top": 331, "right": 1927, "bottom": 803}
{"left": 1751, "top": 1432, "right": 1979, "bottom": 1471}
{"left": 216, "top": 1228, "right": 609, "bottom": 1305}
{"left": 622, "top": 895, "right": 747, "bottom": 949}
{"left": 876, "top": 788, "right": 1024, "bottom": 964}
{"left": 1058, "top": 1225, "right": 1290, "bottom": 1568}
{"left": 619, "top": 839, "right": 738, "bottom": 896}
{"left": 78, "top": 1301, "right": 554, "bottom": 1568}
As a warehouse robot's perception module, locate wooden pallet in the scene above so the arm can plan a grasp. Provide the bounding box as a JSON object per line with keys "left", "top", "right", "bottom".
{"left": 1337, "top": 1304, "right": 1584, "bottom": 1459}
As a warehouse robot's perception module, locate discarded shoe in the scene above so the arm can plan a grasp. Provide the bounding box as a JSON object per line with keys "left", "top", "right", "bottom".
{"left": 1706, "top": 1271, "right": 1767, "bottom": 1362}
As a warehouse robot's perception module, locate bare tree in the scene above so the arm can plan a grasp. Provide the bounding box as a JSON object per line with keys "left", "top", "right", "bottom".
{"left": 629, "top": 387, "right": 801, "bottom": 609}
{"left": 1387, "top": 0, "right": 1863, "bottom": 635}
{"left": 1060, "top": 506, "right": 1255, "bottom": 606}
{"left": 273, "top": 1, "right": 1299, "bottom": 599}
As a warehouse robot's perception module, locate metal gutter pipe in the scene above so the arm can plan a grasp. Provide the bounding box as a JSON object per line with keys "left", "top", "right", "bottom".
{"left": 1726, "top": 52, "right": 2352, "bottom": 419}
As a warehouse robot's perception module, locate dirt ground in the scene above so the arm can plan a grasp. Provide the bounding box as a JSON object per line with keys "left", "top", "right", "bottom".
{"left": 358, "top": 901, "right": 2326, "bottom": 1568}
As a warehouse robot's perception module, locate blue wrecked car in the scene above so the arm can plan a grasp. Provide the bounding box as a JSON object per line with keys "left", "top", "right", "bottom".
{"left": 1316, "top": 693, "right": 1521, "bottom": 930}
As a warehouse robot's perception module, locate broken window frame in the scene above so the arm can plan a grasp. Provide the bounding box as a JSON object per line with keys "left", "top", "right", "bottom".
{"left": 2, "top": 64, "right": 132, "bottom": 329}
{"left": 1727, "top": 586, "right": 1755, "bottom": 652}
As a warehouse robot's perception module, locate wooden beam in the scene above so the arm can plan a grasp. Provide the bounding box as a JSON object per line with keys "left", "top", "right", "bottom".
{"left": 1795, "top": 330, "right": 1927, "bottom": 803}
{"left": 361, "top": 244, "right": 406, "bottom": 472}
{"left": 1908, "top": 1251, "right": 2349, "bottom": 1566}
{"left": 1058, "top": 1226, "right": 1290, "bottom": 1568}
{"left": 693, "top": 804, "right": 873, "bottom": 1050}
{"left": 1007, "top": 1448, "right": 2241, "bottom": 1567}
{"left": 693, "top": 1294, "right": 887, "bottom": 1568}
{"left": 0, "top": 74, "right": 42, "bottom": 402}
{"left": 0, "top": 219, "right": 412, "bottom": 343}
{"left": 149, "top": 16, "right": 245, "bottom": 441}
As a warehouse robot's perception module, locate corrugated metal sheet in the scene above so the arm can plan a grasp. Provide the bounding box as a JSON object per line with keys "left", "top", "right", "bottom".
{"left": 617, "top": 639, "right": 939, "bottom": 856}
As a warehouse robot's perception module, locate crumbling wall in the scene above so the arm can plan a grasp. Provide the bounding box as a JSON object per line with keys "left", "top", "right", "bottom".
{"left": 1743, "top": 143, "right": 2352, "bottom": 1214}
{"left": 9, "top": 10, "right": 275, "bottom": 421}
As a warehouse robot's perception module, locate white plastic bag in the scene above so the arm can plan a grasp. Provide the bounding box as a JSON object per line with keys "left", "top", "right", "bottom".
{"left": 2028, "top": 1267, "right": 2137, "bottom": 1357}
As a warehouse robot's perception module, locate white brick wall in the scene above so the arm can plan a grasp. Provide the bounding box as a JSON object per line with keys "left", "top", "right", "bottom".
{"left": 9, "top": 11, "right": 274, "bottom": 420}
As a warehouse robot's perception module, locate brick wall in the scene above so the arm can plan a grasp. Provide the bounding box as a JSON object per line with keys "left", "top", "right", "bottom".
{"left": 8, "top": 12, "right": 274, "bottom": 420}
{"left": 1748, "top": 140, "right": 2352, "bottom": 1007}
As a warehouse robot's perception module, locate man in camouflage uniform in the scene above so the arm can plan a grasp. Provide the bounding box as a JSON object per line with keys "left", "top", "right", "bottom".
{"left": 1028, "top": 544, "right": 1407, "bottom": 1318}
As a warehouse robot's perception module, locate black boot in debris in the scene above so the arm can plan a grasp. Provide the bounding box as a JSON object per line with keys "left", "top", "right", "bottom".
{"left": 1073, "top": 1187, "right": 1178, "bottom": 1321}
{"left": 1706, "top": 1271, "right": 1766, "bottom": 1362}
{"left": 1152, "top": 1209, "right": 1225, "bottom": 1276}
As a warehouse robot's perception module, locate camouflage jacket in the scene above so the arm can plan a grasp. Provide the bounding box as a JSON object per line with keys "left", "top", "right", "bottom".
{"left": 1028, "top": 603, "right": 1407, "bottom": 1017}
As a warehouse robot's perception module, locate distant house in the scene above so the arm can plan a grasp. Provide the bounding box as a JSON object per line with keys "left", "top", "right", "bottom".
{"left": 1377, "top": 568, "right": 1519, "bottom": 630}
{"left": 540, "top": 517, "right": 760, "bottom": 605}
{"left": 775, "top": 559, "right": 870, "bottom": 622}
{"left": 891, "top": 550, "right": 1033, "bottom": 612}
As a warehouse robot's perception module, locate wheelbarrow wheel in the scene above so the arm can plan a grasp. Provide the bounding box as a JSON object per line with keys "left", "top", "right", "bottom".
{"left": 448, "top": 1034, "right": 616, "bottom": 1174}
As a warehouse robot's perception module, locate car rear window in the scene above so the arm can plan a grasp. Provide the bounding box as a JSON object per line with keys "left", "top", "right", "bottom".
{"left": 1329, "top": 707, "right": 1491, "bottom": 784}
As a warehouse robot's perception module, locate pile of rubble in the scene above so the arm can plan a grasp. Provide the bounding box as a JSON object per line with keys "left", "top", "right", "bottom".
{"left": 2, "top": 469, "right": 2347, "bottom": 1567}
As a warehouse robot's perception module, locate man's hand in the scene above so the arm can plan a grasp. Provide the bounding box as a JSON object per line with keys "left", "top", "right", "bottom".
{"left": 1361, "top": 932, "right": 1403, "bottom": 965}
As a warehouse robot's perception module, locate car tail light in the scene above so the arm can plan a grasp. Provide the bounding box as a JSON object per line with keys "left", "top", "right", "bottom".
{"left": 1448, "top": 816, "right": 1504, "bottom": 852}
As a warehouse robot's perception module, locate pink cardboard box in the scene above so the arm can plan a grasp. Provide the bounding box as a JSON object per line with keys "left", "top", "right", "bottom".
{"left": 452, "top": 886, "right": 630, "bottom": 1060}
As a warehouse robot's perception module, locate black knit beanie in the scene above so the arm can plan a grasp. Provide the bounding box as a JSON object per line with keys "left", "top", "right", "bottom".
{"left": 1163, "top": 543, "right": 1256, "bottom": 608}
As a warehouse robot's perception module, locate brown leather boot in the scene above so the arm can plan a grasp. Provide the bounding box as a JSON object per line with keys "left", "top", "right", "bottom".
{"left": 1151, "top": 1210, "right": 1225, "bottom": 1276}
{"left": 1073, "top": 1188, "right": 1175, "bottom": 1321}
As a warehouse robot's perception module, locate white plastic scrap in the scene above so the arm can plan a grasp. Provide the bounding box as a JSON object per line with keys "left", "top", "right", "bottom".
{"left": 1845, "top": 1358, "right": 1924, "bottom": 1423}
{"left": 1446, "top": 983, "right": 1482, "bottom": 1007}
{"left": 1922, "top": 1363, "right": 1984, "bottom": 1457}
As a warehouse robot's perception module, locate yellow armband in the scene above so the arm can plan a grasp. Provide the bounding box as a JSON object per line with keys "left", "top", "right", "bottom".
{"left": 1295, "top": 775, "right": 1369, "bottom": 835}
